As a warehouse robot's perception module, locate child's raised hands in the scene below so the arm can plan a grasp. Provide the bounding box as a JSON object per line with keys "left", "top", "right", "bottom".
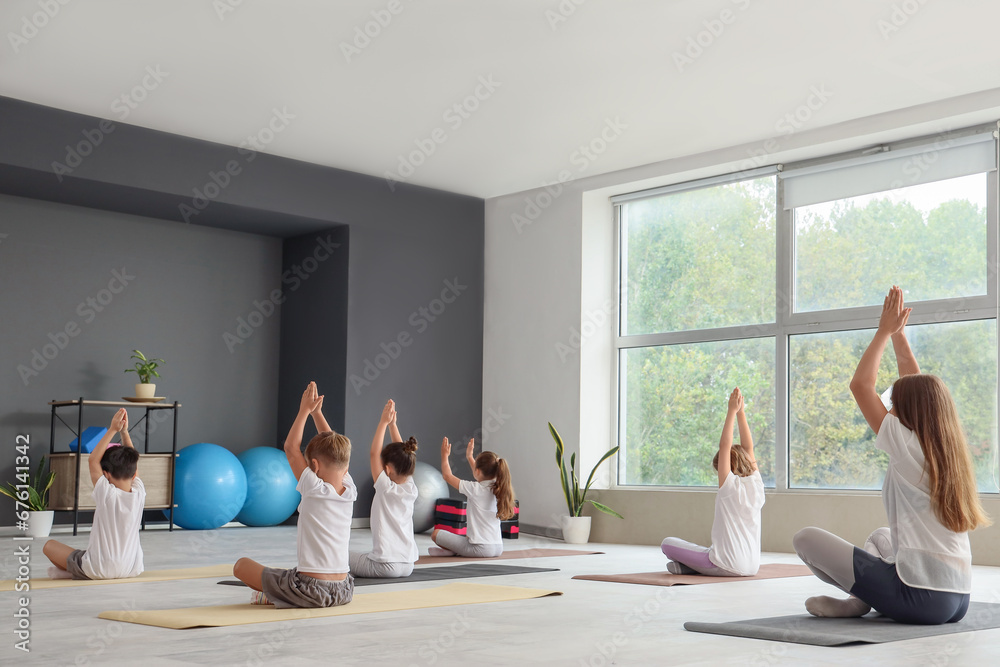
{"left": 379, "top": 399, "right": 396, "bottom": 426}
{"left": 441, "top": 437, "right": 452, "bottom": 459}
{"left": 727, "top": 387, "right": 744, "bottom": 414}
{"left": 299, "top": 381, "right": 324, "bottom": 415}
{"left": 877, "top": 285, "right": 911, "bottom": 336}
{"left": 110, "top": 408, "right": 127, "bottom": 433}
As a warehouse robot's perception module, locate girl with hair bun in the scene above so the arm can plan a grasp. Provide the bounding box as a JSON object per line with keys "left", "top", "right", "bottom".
{"left": 348, "top": 399, "right": 420, "bottom": 578}
{"left": 431, "top": 438, "right": 516, "bottom": 558}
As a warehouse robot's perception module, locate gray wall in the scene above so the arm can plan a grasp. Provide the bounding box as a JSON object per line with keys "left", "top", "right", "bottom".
{"left": 344, "top": 221, "right": 484, "bottom": 511}
{"left": 0, "top": 95, "right": 485, "bottom": 524}
{"left": 0, "top": 194, "right": 282, "bottom": 523}
{"left": 277, "top": 227, "right": 350, "bottom": 447}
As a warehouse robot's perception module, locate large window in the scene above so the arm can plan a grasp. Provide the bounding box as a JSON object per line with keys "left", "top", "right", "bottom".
{"left": 615, "top": 126, "right": 999, "bottom": 493}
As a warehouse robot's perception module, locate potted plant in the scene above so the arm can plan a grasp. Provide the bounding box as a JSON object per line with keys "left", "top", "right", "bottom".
{"left": 1, "top": 456, "right": 56, "bottom": 537}
{"left": 550, "top": 422, "right": 623, "bottom": 544}
{"left": 125, "top": 349, "right": 165, "bottom": 399}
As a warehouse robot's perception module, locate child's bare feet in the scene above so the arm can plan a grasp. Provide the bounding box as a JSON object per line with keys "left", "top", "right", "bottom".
{"left": 428, "top": 547, "right": 455, "bottom": 557}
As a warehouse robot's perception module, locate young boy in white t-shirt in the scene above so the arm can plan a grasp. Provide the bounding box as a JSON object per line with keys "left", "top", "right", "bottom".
{"left": 43, "top": 408, "right": 145, "bottom": 580}
{"left": 234, "top": 382, "right": 356, "bottom": 608}
{"left": 660, "top": 387, "right": 766, "bottom": 576}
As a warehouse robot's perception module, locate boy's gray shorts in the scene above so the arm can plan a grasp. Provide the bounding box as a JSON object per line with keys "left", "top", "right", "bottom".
{"left": 65, "top": 549, "right": 91, "bottom": 580}
{"left": 260, "top": 567, "right": 354, "bottom": 609}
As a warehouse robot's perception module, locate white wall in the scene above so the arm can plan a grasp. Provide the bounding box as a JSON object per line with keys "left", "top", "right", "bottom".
{"left": 483, "top": 89, "right": 1000, "bottom": 534}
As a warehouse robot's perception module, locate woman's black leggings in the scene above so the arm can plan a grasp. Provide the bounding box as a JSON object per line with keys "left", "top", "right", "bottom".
{"left": 794, "top": 526, "right": 969, "bottom": 625}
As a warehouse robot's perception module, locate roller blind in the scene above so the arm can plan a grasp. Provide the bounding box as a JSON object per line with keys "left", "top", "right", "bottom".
{"left": 780, "top": 131, "right": 997, "bottom": 210}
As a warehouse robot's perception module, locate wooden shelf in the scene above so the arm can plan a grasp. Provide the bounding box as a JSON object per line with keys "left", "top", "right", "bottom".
{"left": 48, "top": 453, "right": 174, "bottom": 510}
{"left": 49, "top": 399, "right": 182, "bottom": 409}
{"left": 49, "top": 505, "right": 177, "bottom": 511}
{"left": 48, "top": 399, "right": 180, "bottom": 534}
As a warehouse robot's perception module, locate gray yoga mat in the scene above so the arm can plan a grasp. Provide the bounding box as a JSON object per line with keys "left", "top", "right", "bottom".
{"left": 218, "top": 564, "right": 558, "bottom": 588}
{"left": 684, "top": 601, "right": 1000, "bottom": 646}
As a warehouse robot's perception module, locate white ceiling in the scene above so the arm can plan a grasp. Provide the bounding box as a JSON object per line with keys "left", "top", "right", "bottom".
{"left": 2, "top": 1, "right": 1000, "bottom": 199}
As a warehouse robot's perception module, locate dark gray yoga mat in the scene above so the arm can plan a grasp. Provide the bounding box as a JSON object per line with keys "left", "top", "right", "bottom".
{"left": 218, "top": 564, "right": 558, "bottom": 588}
{"left": 684, "top": 601, "right": 1000, "bottom": 646}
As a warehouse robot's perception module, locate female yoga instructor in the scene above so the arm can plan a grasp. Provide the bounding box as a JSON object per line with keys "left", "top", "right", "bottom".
{"left": 792, "top": 285, "right": 990, "bottom": 623}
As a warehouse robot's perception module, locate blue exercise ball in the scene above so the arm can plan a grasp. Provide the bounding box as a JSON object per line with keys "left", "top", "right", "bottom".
{"left": 411, "top": 461, "right": 450, "bottom": 533}
{"left": 171, "top": 443, "right": 248, "bottom": 530}
{"left": 236, "top": 447, "right": 300, "bottom": 527}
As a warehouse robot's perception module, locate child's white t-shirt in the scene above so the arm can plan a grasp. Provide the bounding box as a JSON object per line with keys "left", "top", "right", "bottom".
{"left": 82, "top": 475, "right": 145, "bottom": 580}
{"left": 296, "top": 468, "right": 357, "bottom": 574}
{"left": 459, "top": 479, "right": 502, "bottom": 545}
{"left": 875, "top": 413, "right": 972, "bottom": 593}
{"left": 709, "top": 470, "right": 765, "bottom": 576}
{"left": 370, "top": 471, "right": 419, "bottom": 563}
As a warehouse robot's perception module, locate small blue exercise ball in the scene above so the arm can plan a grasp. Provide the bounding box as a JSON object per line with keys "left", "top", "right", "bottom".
{"left": 171, "top": 443, "right": 248, "bottom": 530}
{"left": 411, "top": 461, "right": 450, "bottom": 533}
{"left": 236, "top": 447, "right": 301, "bottom": 527}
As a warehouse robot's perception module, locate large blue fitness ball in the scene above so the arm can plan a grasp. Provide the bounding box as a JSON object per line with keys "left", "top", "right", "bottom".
{"left": 172, "top": 443, "right": 248, "bottom": 530}
{"left": 236, "top": 447, "right": 300, "bottom": 527}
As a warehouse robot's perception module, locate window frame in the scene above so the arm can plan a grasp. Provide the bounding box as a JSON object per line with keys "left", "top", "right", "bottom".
{"left": 612, "top": 125, "right": 1000, "bottom": 495}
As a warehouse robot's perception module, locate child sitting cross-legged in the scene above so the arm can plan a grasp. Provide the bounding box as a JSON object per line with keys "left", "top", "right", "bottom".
{"left": 43, "top": 408, "right": 145, "bottom": 580}
{"left": 660, "top": 387, "right": 766, "bottom": 577}
{"left": 234, "top": 381, "right": 356, "bottom": 608}
{"left": 348, "top": 399, "right": 419, "bottom": 578}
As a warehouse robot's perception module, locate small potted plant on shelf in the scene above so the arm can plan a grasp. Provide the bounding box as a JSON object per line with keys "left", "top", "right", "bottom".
{"left": 550, "top": 422, "right": 624, "bottom": 544}
{"left": 125, "top": 349, "right": 165, "bottom": 400}
{"left": 0, "top": 457, "right": 56, "bottom": 537}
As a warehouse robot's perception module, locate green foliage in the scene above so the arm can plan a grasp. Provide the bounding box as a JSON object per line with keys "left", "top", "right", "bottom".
{"left": 125, "top": 349, "right": 165, "bottom": 384}
{"left": 550, "top": 422, "right": 624, "bottom": 519}
{"left": 622, "top": 175, "right": 998, "bottom": 492}
{"left": 0, "top": 456, "right": 55, "bottom": 511}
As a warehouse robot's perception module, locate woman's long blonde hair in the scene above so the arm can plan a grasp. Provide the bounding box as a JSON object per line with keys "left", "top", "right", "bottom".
{"left": 892, "top": 374, "right": 991, "bottom": 533}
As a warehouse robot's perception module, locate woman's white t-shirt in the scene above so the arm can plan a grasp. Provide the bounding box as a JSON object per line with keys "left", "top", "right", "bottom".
{"left": 459, "top": 479, "right": 502, "bottom": 545}
{"left": 82, "top": 475, "right": 145, "bottom": 579}
{"left": 370, "top": 471, "right": 419, "bottom": 563}
{"left": 709, "top": 470, "right": 765, "bottom": 576}
{"left": 296, "top": 468, "right": 357, "bottom": 574}
{"left": 875, "top": 413, "right": 972, "bottom": 594}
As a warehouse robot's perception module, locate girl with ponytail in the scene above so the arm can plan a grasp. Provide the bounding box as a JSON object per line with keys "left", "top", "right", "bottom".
{"left": 348, "top": 399, "right": 420, "bottom": 578}
{"left": 431, "top": 439, "right": 516, "bottom": 558}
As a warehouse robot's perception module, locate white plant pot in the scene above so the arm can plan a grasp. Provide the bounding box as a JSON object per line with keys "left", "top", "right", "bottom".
{"left": 26, "top": 510, "right": 54, "bottom": 537}
{"left": 134, "top": 383, "right": 156, "bottom": 399}
{"left": 561, "top": 515, "right": 592, "bottom": 544}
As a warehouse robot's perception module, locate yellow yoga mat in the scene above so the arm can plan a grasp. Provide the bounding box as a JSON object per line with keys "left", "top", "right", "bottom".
{"left": 99, "top": 583, "right": 563, "bottom": 629}
{"left": 0, "top": 564, "right": 234, "bottom": 592}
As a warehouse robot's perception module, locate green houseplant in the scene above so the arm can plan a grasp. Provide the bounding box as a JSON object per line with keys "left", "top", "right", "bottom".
{"left": 550, "top": 422, "right": 623, "bottom": 544}
{"left": 0, "top": 456, "right": 56, "bottom": 537}
{"left": 125, "top": 349, "right": 165, "bottom": 399}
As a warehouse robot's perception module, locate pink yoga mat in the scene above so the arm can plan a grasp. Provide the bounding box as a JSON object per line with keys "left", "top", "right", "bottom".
{"left": 573, "top": 563, "right": 813, "bottom": 587}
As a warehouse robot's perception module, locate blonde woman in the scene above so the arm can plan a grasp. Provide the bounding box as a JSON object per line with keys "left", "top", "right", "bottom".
{"left": 793, "top": 286, "right": 990, "bottom": 623}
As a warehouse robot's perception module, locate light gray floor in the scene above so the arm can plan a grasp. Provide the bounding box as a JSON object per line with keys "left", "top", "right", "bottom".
{"left": 2, "top": 526, "right": 999, "bottom": 665}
